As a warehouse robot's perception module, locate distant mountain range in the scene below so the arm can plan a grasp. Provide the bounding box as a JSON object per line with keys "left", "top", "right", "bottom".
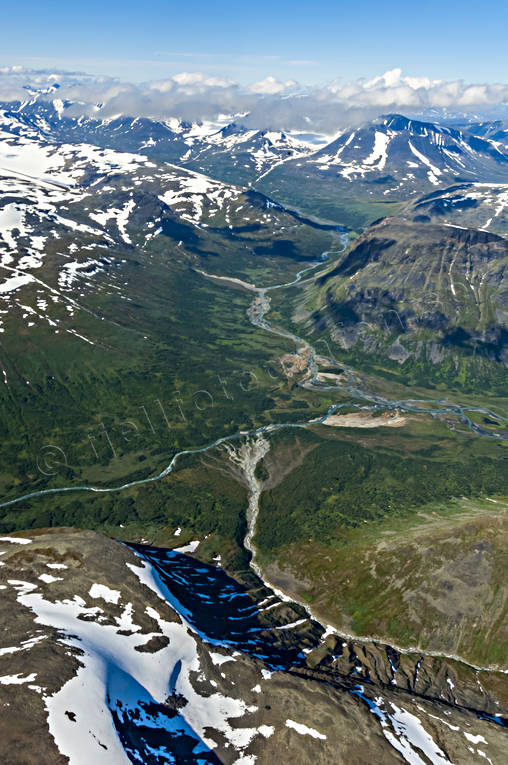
{"left": 0, "top": 100, "right": 507, "bottom": 380}
{"left": 408, "top": 182, "right": 508, "bottom": 236}
{"left": 255, "top": 115, "right": 508, "bottom": 225}
{"left": 299, "top": 114, "right": 508, "bottom": 188}
{"left": 455, "top": 119, "right": 508, "bottom": 147}
{"left": 3, "top": 100, "right": 507, "bottom": 223}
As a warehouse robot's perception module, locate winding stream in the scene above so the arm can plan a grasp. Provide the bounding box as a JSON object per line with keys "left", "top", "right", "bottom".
{"left": 2, "top": 242, "right": 507, "bottom": 752}
{"left": 1, "top": 239, "right": 507, "bottom": 513}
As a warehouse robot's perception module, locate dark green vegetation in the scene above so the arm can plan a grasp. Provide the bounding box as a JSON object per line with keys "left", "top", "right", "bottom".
{"left": 0, "top": 169, "right": 342, "bottom": 551}
{"left": 0, "top": 232, "right": 336, "bottom": 506}
{"left": 256, "top": 423, "right": 508, "bottom": 551}
{"left": 1, "top": 108, "right": 507, "bottom": 674}
{"left": 0, "top": 451, "right": 252, "bottom": 571}
{"left": 254, "top": 424, "right": 508, "bottom": 665}
{"left": 257, "top": 172, "right": 404, "bottom": 229}
{"left": 1, "top": 162, "right": 507, "bottom": 562}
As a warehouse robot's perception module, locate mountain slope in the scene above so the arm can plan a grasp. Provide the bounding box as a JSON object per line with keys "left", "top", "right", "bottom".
{"left": 271, "top": 214, "right": 508, "bottom": 393}
{"left": 407, "top": 182, "right": 508, "bottom": 237}
{"left": 256, "top": 115, "right": 508, "bottom": 226}
{"left": 0, "top": 109, "right": 333, "bottom": 335}
{"left": 460, "top": 119, "right": 508, "bottom": 149}
{"left": 1, "top": 528, "right": 507, "bottom": 764}
{"left": 5, "top": 101, "right": 508, "bottom": 230}
{"left": 180, "top": 122, "right": 316, "bottom": 186}
{"left": 308, "top": 115, "right": 508, "bottom": 188}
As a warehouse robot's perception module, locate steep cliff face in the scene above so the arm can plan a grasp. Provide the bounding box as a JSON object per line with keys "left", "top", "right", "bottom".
{"left": 319, "top": 217, "right": 508, "bottom": 325}
{"left": 302, "top": 217, "right": 508, "bottom": 389}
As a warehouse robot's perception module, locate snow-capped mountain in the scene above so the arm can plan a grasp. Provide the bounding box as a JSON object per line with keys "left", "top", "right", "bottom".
{"left": 179, "top": 122, "right": 320, "bottom": 186}
{"left": 0, "top": 110, "right": 151, "bottom": 334}
{"left": 0, "top": 100, "right": 329, "bottom": 187}
{"left": 0, "top": 99, "right": 225, "bottom": 163}
{"left": 0, "top": 108, "right": 330, "bottom": 339}
{"left": 0, "top": 529, "right": 332, "bottom": 764}
{"left": 288, "top": 114, "right": 508, "bottom": 191}
{"left": 4, "top": 100, "right": 507, "bottom": 215}
{"left": 253, "top": 113, "right": 508, "bottom": 226}
{"left": 458, "top": 119, "right": 508, "bottom": 149}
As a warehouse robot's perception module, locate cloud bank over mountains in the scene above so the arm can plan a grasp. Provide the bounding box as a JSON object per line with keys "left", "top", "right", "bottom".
{"left": 1, "top": 65, "right": 507, "bottom": 131}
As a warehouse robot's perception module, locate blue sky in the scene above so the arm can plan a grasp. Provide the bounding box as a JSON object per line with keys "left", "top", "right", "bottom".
{"left": 2, "top": 0, "right": 507, "bottom": 85}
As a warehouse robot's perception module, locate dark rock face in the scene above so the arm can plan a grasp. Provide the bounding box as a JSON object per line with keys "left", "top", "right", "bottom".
{"left": 310, "top": 217, "right": 508, "bottom": 378}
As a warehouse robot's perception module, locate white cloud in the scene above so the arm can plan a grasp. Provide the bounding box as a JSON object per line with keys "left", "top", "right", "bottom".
{"left": 249, "top": 76, "right": 297, "bottom": 95}
{"left": 169, "top": 72, "right": 235, "bottom": 90}
{"left": 0, "top": 66, "right": 506, "bottom": 130}
{"left": 321, "top": 67, "right": 508, "bottom": 110}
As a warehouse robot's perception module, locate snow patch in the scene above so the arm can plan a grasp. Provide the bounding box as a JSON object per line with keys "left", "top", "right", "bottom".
{"left": 286, "top": 719, "right": 327, "bottom": 740}
{"left": 88, "top": 583, "right": 121, "bottom": 604}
